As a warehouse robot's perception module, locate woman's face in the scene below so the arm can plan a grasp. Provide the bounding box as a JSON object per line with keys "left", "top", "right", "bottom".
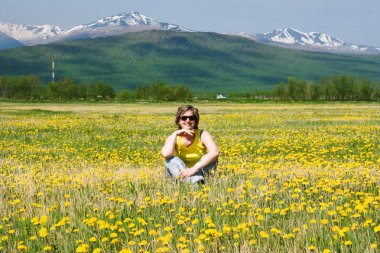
{"left": 179, "top": 110, "right": 196, "bottom": 130}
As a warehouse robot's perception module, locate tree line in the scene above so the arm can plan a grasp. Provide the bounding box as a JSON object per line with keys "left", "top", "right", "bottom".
{"left": 0, "top": 75, "right": 115, "bottom": 100}
{"left": 273, "top": 76, "right": 380, "bottom": 101}
{"left": 0, "top": 75, "right": 193, "bottom": 101}
{"left": 1, "top": 74, "right": 380, "bottom": 102}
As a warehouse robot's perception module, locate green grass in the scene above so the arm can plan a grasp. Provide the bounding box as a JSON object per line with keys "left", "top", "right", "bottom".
{"left": 0, "top": 102, "right": 379, "bottom": 252}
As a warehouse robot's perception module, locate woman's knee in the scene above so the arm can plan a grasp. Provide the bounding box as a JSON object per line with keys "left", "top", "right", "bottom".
{"left": 165, "top": 156, "right": 186, "bottom": 167}
{"left": 165, "top": 156, "right": 187, "bottom": 177}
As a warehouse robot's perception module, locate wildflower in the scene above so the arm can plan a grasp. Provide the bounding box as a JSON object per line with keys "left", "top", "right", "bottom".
{"left": 139, "top": 240, "right": 148, "bottom": 246}
{"left": 119, "top": 249, "right": 132, "bottom": 253}
{"left": 39, "top": 227, "right": 49, "bottom": 238}
{"left": 283, "top": 233, "right": 295, "bottom": 239}
{"left": 111, "top": 238, "right": 119, "bottom": 244}
{"left": 259, "top": 231, "right": 269, "bottom": 238}
{"left": 17, "top": 245, "right": 28, "bottom": 251}
{"left": 44, "top": 246, "right": 52, "bottom": 251}
{"left": 76, "top": 244, "right": 89, "bottom": 253}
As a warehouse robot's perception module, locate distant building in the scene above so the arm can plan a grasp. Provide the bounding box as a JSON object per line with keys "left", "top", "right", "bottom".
{"left": 216, "top": 94, "right": 227, "bottom": 99}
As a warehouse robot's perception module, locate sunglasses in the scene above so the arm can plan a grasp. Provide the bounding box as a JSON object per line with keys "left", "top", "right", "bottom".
{"left": 180, "top": 116, "right": 195, "bottom": 121}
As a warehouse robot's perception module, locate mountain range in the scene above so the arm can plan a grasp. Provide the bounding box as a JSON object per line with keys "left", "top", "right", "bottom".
{"left": 0, "top": 12, "right": 190, "bottom": 47}
{"left": 0, "top": 11, "right": 379, "bottom": 54}
{"left": 1, "top": 29, "right": 379, "bottom": 93}
{"left": 239, "top": 28, "right": 380, "bottom": 54}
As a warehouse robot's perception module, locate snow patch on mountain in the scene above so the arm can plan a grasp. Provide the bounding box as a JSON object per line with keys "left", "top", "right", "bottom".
{"left": 237, "top": 27, "right": 380, "bottom": 54}
{"left": 0, "top": 22, "right": 63, "bottom": 45}
{"left": 0, "top": 11, "right": 191, "bottom": 47}
{"left": 63, "top": 11, "right": 191, "bottom": 36}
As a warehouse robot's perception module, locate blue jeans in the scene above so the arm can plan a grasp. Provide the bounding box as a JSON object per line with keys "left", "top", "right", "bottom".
{"left": 165, "top": 156, "right": 218, "bottom": 184}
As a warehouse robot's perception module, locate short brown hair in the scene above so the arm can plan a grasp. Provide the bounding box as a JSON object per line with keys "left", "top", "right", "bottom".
{"left": 175, "top": 105, "right": 200, "bottom": 129}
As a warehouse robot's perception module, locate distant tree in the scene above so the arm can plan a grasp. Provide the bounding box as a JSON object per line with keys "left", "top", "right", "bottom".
{"left": 94, "top": 81, "right": 115, "bottom": 99}
{"left": 48, "top": 78, "right": 79, "bottom": 100}
{"left": 304, "top": 81, "right": 315, "bottom": 101}
{"left": 134, "top": 85, "right": 145, "bottom": 100}
{"left": 373, "top": 83, "right": 380, "bottom": 101}
{"left": 287, "top": 77, "right": 306, "bottom": 100}
{"left": 78, "top": 82, "right": 94, "bottom": 100}
{"left": 0, "top": 76, "right": 16, "bottom": 98}
{"left": 274, "top": 81, "right": 288, "bottom": 100}
{"left": 176, "top": 84, "right": 192, "bottom": 101}
{"left": 320, "top": 76, "right": 337, "bottom": 100}
{"left": 117, "top": 89, "right": 134, "bottom": 101}
{"left": 146, "top": 82, "right": 174, "bottom": 101}
{"left": 333, "top": 75, "right": 356, "bottom": 101}
{"left": 359, "top": 78, "right": 374, "bottom": 101}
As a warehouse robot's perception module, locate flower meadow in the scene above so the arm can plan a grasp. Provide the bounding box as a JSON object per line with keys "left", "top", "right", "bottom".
{"left": 0, "top": 102, "right": 379, "bottom": 253}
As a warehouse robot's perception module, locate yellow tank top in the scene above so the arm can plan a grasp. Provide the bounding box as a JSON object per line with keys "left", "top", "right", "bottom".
{"left": 174, "top": 129, "right": 207, "bottom": 168}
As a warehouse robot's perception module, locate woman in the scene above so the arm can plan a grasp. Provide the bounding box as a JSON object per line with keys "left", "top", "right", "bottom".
{"left": 161, "top": 105, "right": 219, "bottom": 184}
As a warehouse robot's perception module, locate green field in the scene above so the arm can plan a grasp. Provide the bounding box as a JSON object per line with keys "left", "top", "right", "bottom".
{"left": 0, "top": 102, "right": 379, "bottom": 252}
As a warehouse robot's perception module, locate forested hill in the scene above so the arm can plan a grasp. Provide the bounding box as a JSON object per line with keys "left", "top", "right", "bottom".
{"left": 1, "top": 30, "right": 380, "bottom": 92}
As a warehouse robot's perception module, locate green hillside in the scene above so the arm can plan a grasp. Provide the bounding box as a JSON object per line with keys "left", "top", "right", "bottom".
{"left": 1, "top": 30, "right": 380, "bottom": 92}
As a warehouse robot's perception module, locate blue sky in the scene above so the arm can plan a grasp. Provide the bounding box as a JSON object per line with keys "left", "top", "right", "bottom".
{"left": 1, "top": 0, "right": 380, "bottom": 47}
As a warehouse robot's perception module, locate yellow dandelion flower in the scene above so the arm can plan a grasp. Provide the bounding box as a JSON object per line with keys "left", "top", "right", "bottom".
{"left": 76, "top": 244, "right": 89, "bottom": 253}
{"left": 111, "top": 238, "right": 119, "bottom": 244}
{"left": 283, "top": 233, "right": 295, "bottom": 239}
{"left": 139, "top": 240, "right": 148, "bottom": 246}
{"left": 43, "top": 246, "right": 52, "bottom": 251}
{"left": 259, "top": 231, "right": 269, "bottom": 238}
{"left": 39, "top": 227, "right": 49, "bottom": 238}
{"left": 17, "top": 245, "right": 28, "bottom": 251}
{"left": 119, "top": 249, "right": 132, "bottom": 253}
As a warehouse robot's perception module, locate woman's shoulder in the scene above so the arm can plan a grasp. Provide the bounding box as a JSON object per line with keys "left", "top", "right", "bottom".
{"left": 199, "top": 129, "right": 213, "bottom": 141}
{"left": 199, "top": 129, "right": 210, "bottom": 134}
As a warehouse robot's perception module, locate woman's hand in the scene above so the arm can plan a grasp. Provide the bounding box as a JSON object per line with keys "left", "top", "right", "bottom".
{"left": 179, "top": 167, "right": 197, "bottom": 179}
{"left": 175, "top": 129, "right": 195, "bottom": 137}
